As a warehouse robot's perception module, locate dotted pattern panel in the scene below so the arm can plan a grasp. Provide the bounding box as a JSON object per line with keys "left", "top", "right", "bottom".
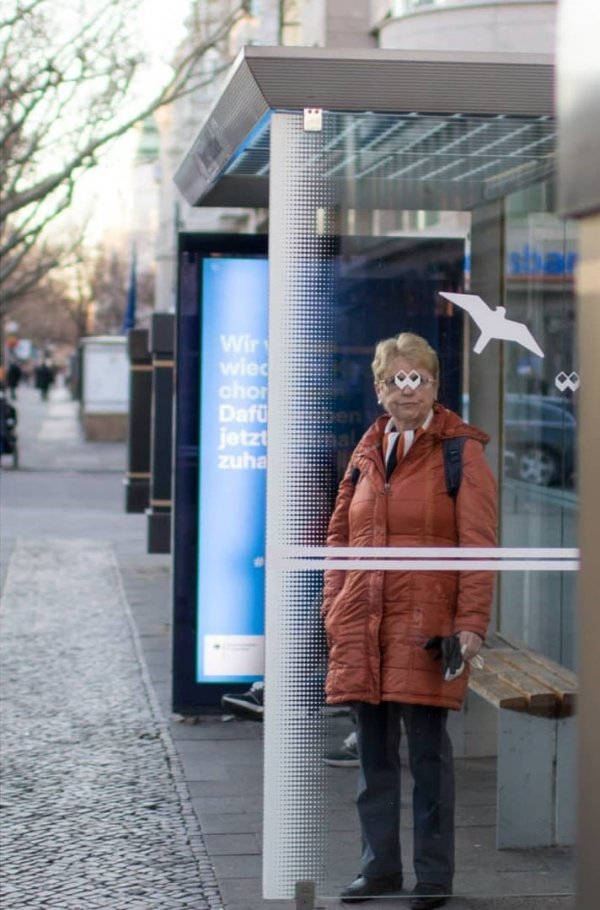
{"left": 263, "top": 112, "right": 337, "bottom": 899}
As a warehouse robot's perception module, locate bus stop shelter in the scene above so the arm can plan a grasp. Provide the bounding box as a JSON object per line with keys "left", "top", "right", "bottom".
{"left": 174, "top": 46, "right": 579, "bottom": 902}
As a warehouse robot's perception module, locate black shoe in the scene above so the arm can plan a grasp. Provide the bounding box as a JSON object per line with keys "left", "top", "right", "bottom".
{"left": 340, "top": 873, "right": 404, "bottom": 902}
{"left": 323, "top": 732, "right": 359, "bottom": 767}
{"left": 410, "top": 882, "right": 452, "bottom": 909}
{"left": 220, "top": 682, "right": 264, "bottom": 720}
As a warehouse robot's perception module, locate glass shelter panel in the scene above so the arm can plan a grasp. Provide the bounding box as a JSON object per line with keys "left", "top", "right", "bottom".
{"left": 263, "top": 110, "right": 576, "bottom": 901}
{"left": 500, "top": 183, "right": 578, "bottom": 670}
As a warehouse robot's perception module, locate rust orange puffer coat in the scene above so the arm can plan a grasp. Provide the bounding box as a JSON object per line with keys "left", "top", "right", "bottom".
{"left": 322, "top": 404, "right": 497, "bottom": 710}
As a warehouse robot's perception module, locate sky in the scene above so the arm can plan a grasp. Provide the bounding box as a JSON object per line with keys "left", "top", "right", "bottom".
{"left": 137, "top": 0, "right": 191, "bottom": 82}
{"left": 72, "top": 0, "right": 192, "bottom": 242}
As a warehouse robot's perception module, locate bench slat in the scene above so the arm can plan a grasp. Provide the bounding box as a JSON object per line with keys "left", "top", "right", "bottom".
{"left": 518, "top": 650, "right": 577, "bottom": 688}
{"left": 486, "top": 633, "right": 577, "bottom": 688}
{"left": 480, "top": 651, "right": 558, "bottom": 714}
{"left": 471, "top": 642, "right": 578, "bottom": 718}
{"left": 494, "top": 651, "right": 577, "bottom": 717}
{"left": 468, "top": 669, "right": 528, "bottom": 711}
{"left": 498, "top": 667, "right": 560, "bottom": 715}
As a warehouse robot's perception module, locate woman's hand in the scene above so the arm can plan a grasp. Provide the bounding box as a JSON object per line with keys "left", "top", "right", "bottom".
{"left": 458, "top": 630, "right": 483, "bottom": 662}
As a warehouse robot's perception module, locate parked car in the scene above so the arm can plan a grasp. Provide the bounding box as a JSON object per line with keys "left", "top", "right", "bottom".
{"left": 504, "top": 394, "right": 576, "bottom": 487}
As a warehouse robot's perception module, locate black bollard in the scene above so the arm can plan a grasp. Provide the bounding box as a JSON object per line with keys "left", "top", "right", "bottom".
{"left": 146, "top": 313, "right": 174, "bottom": 553}
{"left": 124, "top": 329, "right": 152, "bottom": 513}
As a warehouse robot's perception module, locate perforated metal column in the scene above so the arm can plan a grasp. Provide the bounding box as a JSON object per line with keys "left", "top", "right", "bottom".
{"left": 263, "top": 112, "right": 336, "bottom": 899}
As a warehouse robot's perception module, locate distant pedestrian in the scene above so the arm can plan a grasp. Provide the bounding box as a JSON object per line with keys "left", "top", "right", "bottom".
{"left": 0, "top": 382, "right": 18, "bottom": 466}
{"left": 35, "top": 361, "right": 55, "bottom": 401}
{"left": 6, "top": 361, "right": 22, "bottom": 400}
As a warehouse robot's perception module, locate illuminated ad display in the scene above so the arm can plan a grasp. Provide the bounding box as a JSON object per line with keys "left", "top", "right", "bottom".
{"left": 196, "top": 257, "right": 269, "bottom": 683}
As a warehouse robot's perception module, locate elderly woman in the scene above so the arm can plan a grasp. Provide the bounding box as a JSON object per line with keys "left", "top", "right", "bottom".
{"left": 322, "top": 333, "right": 497, "bottom": 909}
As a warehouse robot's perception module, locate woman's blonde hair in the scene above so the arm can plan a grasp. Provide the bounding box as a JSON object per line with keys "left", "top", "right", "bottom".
{"left": 372, "top": 332, "right": 439, "bottom": 382}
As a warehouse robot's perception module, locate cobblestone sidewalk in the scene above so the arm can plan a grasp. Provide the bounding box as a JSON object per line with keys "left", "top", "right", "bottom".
{"left": 0, "top": 538, "right": 222, "bottom": 910}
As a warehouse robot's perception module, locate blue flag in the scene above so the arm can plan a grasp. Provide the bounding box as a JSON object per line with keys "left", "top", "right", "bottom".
{"left": 121, "top": 246, "right": 137, "bottom": 333}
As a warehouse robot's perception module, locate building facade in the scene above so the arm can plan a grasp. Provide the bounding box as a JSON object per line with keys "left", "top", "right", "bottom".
{"left": 372, "top": 0, "right": 556, "bottom": 53}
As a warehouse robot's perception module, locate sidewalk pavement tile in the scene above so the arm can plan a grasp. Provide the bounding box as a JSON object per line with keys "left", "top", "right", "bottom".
{"left": 203, "top": 834, "right": 261, "bottom": 856}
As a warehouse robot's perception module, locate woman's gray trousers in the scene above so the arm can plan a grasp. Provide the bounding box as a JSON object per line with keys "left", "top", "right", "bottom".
{"left": 354, "top": 701, "right": 455, "bottom": 887}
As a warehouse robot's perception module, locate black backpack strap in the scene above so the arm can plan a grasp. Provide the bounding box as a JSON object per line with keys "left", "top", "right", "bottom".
{"left": 350, "top": 466, "right": 361, "bottom": 485}
{"left": 443, "top": 436, "right": 466, "bottom": 498}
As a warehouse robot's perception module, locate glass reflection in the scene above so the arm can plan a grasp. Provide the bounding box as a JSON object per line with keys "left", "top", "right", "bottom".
{"left": 310, "top": 218, "right": 576, "bottom": 897}
{"left": 264, "top": 109, "right": 576, "bottom": 902}
{"left": 316, "top": 226, "right": 576, "bottom": 899}
{"left": 500, "top": 182, "right": 578, "bottom": 670}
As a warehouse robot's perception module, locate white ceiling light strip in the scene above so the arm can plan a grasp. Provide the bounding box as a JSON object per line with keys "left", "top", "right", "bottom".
{"left": 469, "top": 121, "right": 534, "bottom": 156}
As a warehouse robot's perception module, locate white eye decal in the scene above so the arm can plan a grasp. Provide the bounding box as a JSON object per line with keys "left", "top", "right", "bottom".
{"left": 555, "top": 371, "right": 580, "bottom": 392}
{"left": 393, "top": 370, "right": 422, "bottom": 390}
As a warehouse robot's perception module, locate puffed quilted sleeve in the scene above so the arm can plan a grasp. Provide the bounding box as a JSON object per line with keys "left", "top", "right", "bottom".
{"left": 454, "top": 438, "right": 498, "bottom": 638}
{"left": 321, "top": 461, "right": 357, "bottom": 620}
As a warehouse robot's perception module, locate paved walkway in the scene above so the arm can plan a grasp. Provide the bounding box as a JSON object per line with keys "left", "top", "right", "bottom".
{"left": 0, "top": 385, "right": 279, "bottom": 910}
{"left": 1, "top": 538, "right": 216, "bottom": 910}
{"left": 0, "top": 384, "right": 576, "bottom": 909}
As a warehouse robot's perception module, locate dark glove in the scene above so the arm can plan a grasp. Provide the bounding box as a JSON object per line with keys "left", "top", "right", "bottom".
{"left": 424, "top": 635, "right": 465, "bottom": 682}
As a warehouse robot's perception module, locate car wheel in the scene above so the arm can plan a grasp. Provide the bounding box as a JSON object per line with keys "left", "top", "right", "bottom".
{"left": 517, "top": 446, "right": 559, "bottom": 486}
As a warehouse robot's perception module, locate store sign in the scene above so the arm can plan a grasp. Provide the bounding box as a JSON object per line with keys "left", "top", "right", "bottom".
{"left": 508, "top": 244, "right": 577, "bottom": 276}
{"left": 196, "top": 257, "right": 269, "bottom": 683}
{"left": 463, "top": 245, "right": 577, "bottom": 277}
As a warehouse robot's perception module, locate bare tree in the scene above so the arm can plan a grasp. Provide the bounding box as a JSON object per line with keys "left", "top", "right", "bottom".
{"left": 0, "top": 0, "right": 250, "bottom": 310}
{"left": 83, "top": 245, "right": 155, "bottom": 336}
{"left": 3, "top": 241, "right": 156, "bottom": 347}
{"left": 3, "top": 267, "right": 82, "bottom": 349}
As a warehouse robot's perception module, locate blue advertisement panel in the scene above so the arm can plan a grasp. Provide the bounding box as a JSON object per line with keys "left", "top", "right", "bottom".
{"left": 172, "top": 232, "right": 462, "bottom": 709}
{"left": 197, "top": 257, "right": 269, "bottom": 683}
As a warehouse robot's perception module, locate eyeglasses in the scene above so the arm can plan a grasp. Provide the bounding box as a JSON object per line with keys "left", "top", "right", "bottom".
{"left": 380, "top": 370, "right": 436, "bottom": 391}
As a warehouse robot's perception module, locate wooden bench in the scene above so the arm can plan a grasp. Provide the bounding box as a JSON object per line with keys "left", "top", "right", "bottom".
{"left": 465, "top": 634, "right": 577, "bottom": 849}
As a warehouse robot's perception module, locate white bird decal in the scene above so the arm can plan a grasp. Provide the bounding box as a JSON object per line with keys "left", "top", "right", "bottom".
{"left": 439, "top": 292, "right": 544, "bottom": 358}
